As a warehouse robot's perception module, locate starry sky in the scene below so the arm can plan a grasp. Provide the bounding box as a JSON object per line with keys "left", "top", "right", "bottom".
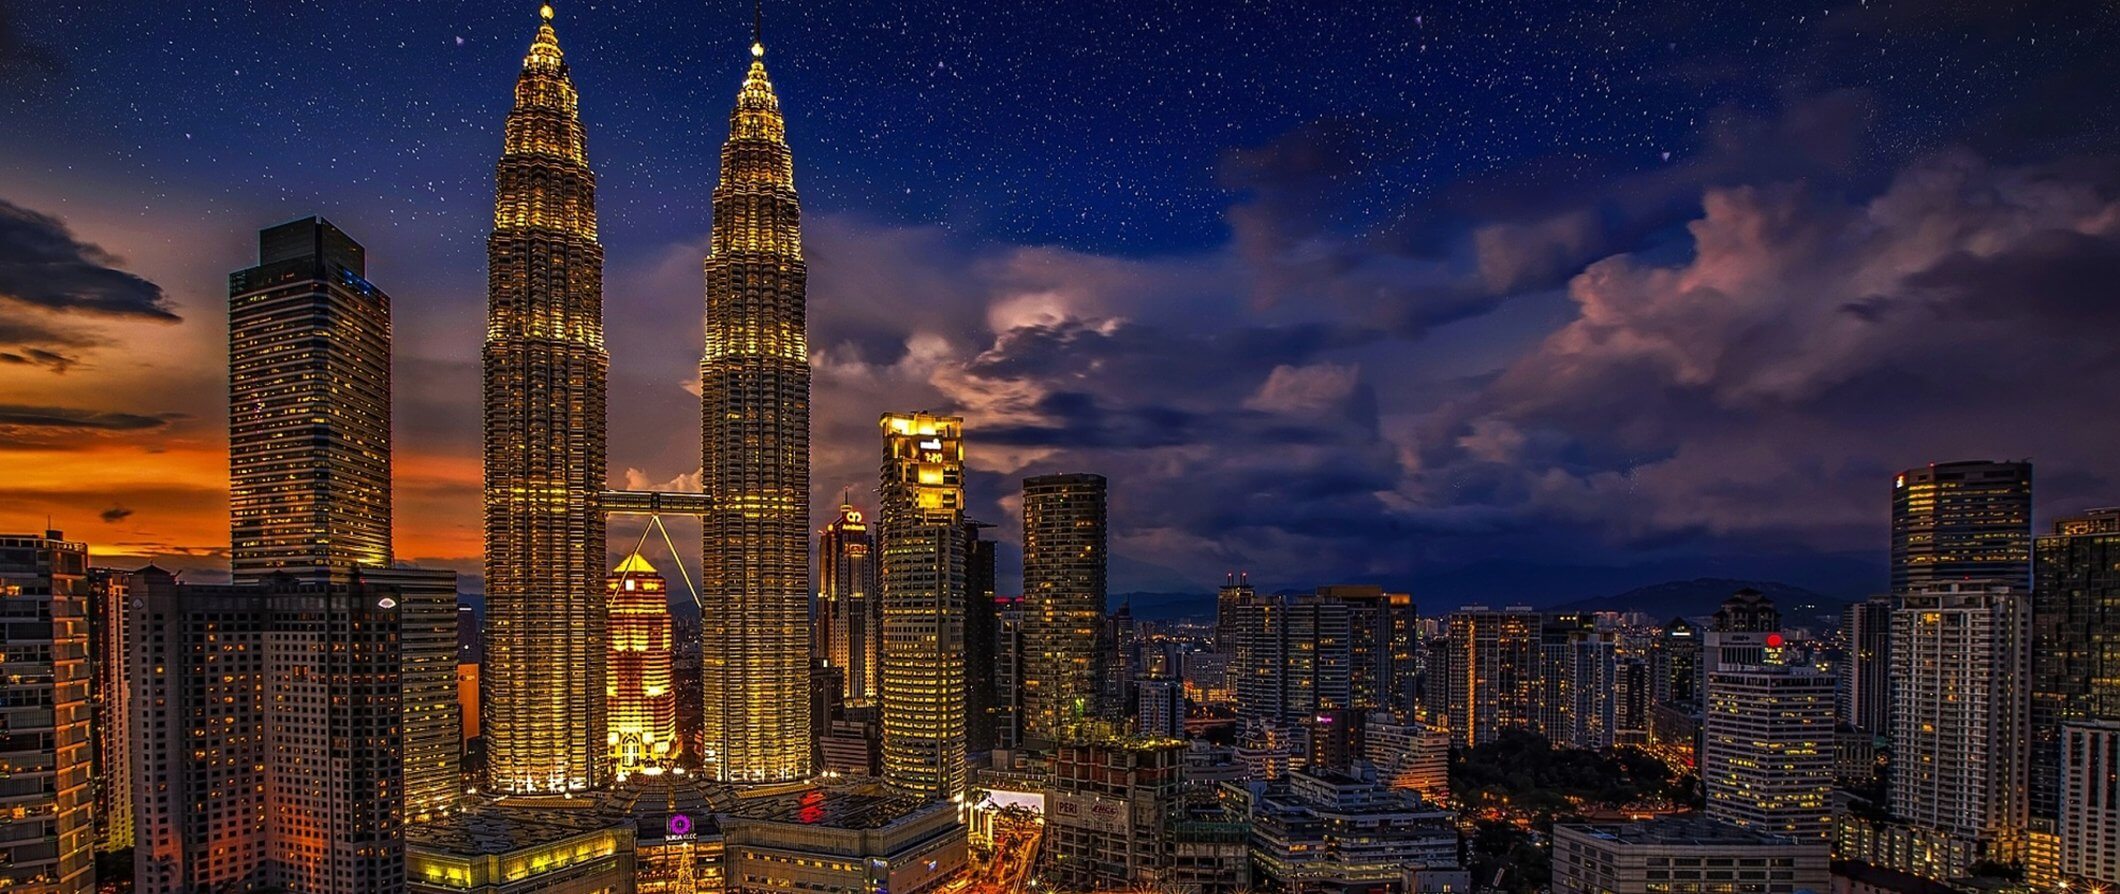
{"left": 4, "top": 0, "right": 2120, "bottom": 605}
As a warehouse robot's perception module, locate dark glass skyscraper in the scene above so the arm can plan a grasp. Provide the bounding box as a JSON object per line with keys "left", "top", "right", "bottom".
{"left": 482, "top": 4, "right": 610, "bottom": 794}
{"left": 2031, "top": 509, "right": 2120, "bottom": 823}
{"left": 699, "top": 29, "right": 813, "bottom": 786}
{"left": 1022, "top": 473, "right": 1108, "bottom": 747}
{"left": 965, "top": 521, "right": 1000, "bottom": 753}
{"left": 228, "top": 217, "right": 391, "bottom": 579}
{"left": 1891, "top": 460, "right": 2033, "bottom": 593}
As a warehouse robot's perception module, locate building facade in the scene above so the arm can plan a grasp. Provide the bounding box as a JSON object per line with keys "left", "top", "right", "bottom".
{"left": 1891, "top": 460, "right": 2033, "bottom": 593}
{"left": 362, "top": 565, "right": 464, "bottom": 819}
{"left": 1246, "top": 768, "right": 1460, "bottom": 893}
{"left": 2060, "top": 721, "right": 2120, "bottom": 888}
{"left": 482, "top": 5, "right": 611, "bottom": 794}
{"left": 965, "top": 522, "right": 1001, "bottom": 753}
{"left": 1441, "top": 607, "right": 1541, "bottom": 748}
{"left": 818, "top": 501, "right": 880, "bottom": 708}
{"left": 608, "top": 553, "right": 680, "bottom": 774}
{"left": 129, "top": 568, "right": 406, "bottom": 894}
{"left": 228, "top": 217, "right": 392, "bottom": 579}
{"left": 87, "top": 567, "right": 134, "bottom": 854}
{"left": 1045, "top": 740, "right": 1187, "bottom": 891}
{"left": 1551, "top": 818, "right": 1828, "bottom": 894}
{"left": 1890, "top": 581, "right": 2031, "bottom": 869}
{"left": 1021, "top": 473, "right": 1108, "bottom": 747}
{"left": 697, "top": 28, "right": 814, "bottom": 786}
{"left": 1231, "top": 592, "right": 1354, "bottom": 730}
{"left": 1701, "top": 665, "right": 1835, "bottom": 840}
{"left": 1841, "top": 595, "right": 1894, "bottom": 738}
{"left": 2033, "top": 509, "right": 2120, "bottom": 825}
{"left": 0, "top": 533, "right": 93, "bottom": 894}
{"left": 878, "top": 412, "right": 968, "bottom": 798}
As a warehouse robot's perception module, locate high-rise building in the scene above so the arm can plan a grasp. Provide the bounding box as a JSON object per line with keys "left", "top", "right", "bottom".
{"left": 818, "top": 500, "right": 880, "bottom": 707}
{"left": 607, "top": 552, "right": 679, "bottom": 774}
{"left": 1364, "top": 713, "right": 1451, "bottom": 803}
{"left": 878, "top": 412, "right": 968, "bottom": 798}
{"left": 1555, "top": 629, "right": 1622, "bottom": 750}
{"left": 2060, "top": 720, "right": 2120, "bottom": 888}
{"left": 1649, "top": 617, "right": 1701, "bottom": 706}
{"left": 360, "top": 566, "right": 463, "bottom": 819}
{"left": 2033, "top": 509, "right": 2120, "bottom": 824}
{"left": 1702, "top": 589, "right": 1782, "bottom": 681}
{"left": 1891, "top": 460, "right": 2033, "bottom": 593}
{"left": 1840, "top": 596, "right": 1893, "bottom": 738}
{"left": 1701, "top": 665, "right": 1835, "bottom": 840}
{"left": 1215, "top": 573, "right": 1254, "bottom": 654}
{"left": 228, "top": 217, "right": 391, "bottom": 579}
{"left": 964, "top": 522, "right": 1001, "bottom": 753}
{"left": 482, "top": 4, "right": 610, "bottom": 794}
{"left": 1045, "top": 740, "right": 1186, "bottom": 891}
{"left": 1316, "top": 585, "right": 1417, "bottom": 713}
{"left": 129, "top": 568, "right": 405, "bottom": 894}
{"left": 698, "top": 22, "right": 813, "bottom": 788}
{"left": 86, "top": 567, "right": 133, "bottom": 854}
{"left": 0, "top": 532, "right": 93, "bottom": 894}
{"left": 1442, "top": 606, "right": 1541, "bottom": 748}
{"left": 1137, "top": 678, "right": 1186, "bottom": 739}
{"left": 1101, "top": 600, "right": 1140, "bottom": 720}
{"left": 1245, "top": 767, "right": 1461, "bottom": 892}
{"left": 1021, "top": 473, "right": 1108, "bottom": 747}
{"left": 1229, "top": 592, "right": 1354, "bottom": 730}
{"left": 995, "top": 598, "right": 1026, "bottom": 751}
{"left": 1891, "top": 581, "right": 2031, "bottom": 868}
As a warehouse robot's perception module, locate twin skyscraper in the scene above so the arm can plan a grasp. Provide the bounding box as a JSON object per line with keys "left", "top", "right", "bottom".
{"left": 481, "top": 3, "right": 815, "bottom": 793}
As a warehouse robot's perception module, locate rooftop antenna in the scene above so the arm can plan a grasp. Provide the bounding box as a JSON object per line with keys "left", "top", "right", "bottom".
{"left": 751, "top": 0, "right": 764, "bottom": 57}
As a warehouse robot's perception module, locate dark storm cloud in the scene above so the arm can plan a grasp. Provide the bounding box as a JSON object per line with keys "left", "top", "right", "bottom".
{"left": 0, "top": 348, "right": 76, "bottom": 372}
{"left": 0, "top": 198, "right": 178, "bottom": 320}
{"left": 0, "top": 404, "right": 172, "bottom": 431}
{"left": 100, "top": 506, "right": 133, "bottom": 523}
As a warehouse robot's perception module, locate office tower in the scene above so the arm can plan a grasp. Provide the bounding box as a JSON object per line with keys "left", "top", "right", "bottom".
{"left": 1215, "top": 573, "right": 1253, "bottom": 653}
{"left": 2033, "top": 509, "right": 2120, "bottom": 824}
{"left": 1442, "top": 606, "right": 1541, "bottom": 747}
{"left": 1045, "top": 741, "right": 1186, "bottom": 891}
{"left": 0, "top": 532, "right": 93, "bottom": 894}
{"left": 228, "top": 217, "right": 391, "bottom": 579}
{"left": 1891, "top": 582, "right": 2031, "bottom": 866}
{"left": 995, "top": 598, "right": 1026, "bottom": 750}
{"left": 1703, "top": 589, "right": 1782, "bottom": 682}
{"left": 483, "top": 4, "right": 610, "bottom": 794}
{"left": 1649, "top": 617, "right": 1701, "bottom": 706}
{"left": 878, "top": 412, "right": 968, "bottom": 798}
{"left": 1230, "top": 593, "right": 1354, "bottom": 729}
{"left": 698, "top": 19, "right": 813, "bottom": 787}
{"left": 1891, "top": 460, "right": 2033, "bottom": 593}
{"left": 1316, "top": 585, "right": 1417, "bottom": 712}
{"left": 1021, "top": 473, "right": 1108, "bottom": 747}
{"left": 129, "top": 568, "right": 405, "bottom": 894}
{"left": 86, "top": 567, "right": 133, "bottom": 854}
{"left": 607, "top": 552, "right": 679, "bottom": 774}
{"left": 818, "top": 500, "right": 880, "bottom": 706}
{"left": 2060, "top": 721, "right": 2120, "bottom": 887}
{"left": 1137, "top": 677, "right": 1186, "bottom": 739}
{"left": 964, "top": 522, "right": 1000, "bottom": 753}
{"left": 1701, "top": 666, "right": 1835, "bottom": 840}
{"left": 1102, "top": 600, "right": 1140, "bottom": 719}
{"left": 1840, "top": 596, "right": 1894, "bottom": 737}
{"left": 361, "top": 566, "right": 463, "bottom": 818}
{"left": 1552, "top": 818, "right": 1829, "bottom": 894}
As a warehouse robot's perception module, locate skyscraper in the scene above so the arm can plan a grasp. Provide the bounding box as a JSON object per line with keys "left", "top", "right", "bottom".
{"left": 608, "top": 552, "right": 679, "bottom": 774}
{"left": 964, "top": 522, "right": 1001, "bottom": 753}
{"left": 1840, "top": 596, "right": 1894, "bottom": 738}
{"left": 699, "top": 23, "right": 812, "bottom": 786}
{"left": 129, "top": 568, "right": 406, "bottom": 894}
{"left": 1891, "top": 460, "right": 2033, "bottom": 593}
{"left": 818, "top": 501, "right": 880, "bottom": 706}
{"left": 1701, "top": 665, "right": 1836, "bottom": 840}
{"left": 228, "top": 217, "right": 391, "bottom": 579}
{"left": 2059, "top": 720, "right": 2120, "bottom": 888}
{"left": 86, "top": 567, "right": 133, "bottom": 855}
{"left": 482, "top": 3, "right": 610, "bottom": 794}
{"left": 0, "top": 532, "right": 93, "bottom": 894}
{"left": 1316, "top": 585, "right": 1417, "bottom": 713}
{"left": 1022, "top": 473, "right": 1108, "bottom": 747}
{"left": 1891, "top": 581, "right": 2031, "bottom": 867}
{"left": 878, "top": 412, "right": 969, "bottom": 799}
{"left": 2033, "top": 509, "right": 2120, "bottom": 824}
{"left": 1442, "top": 606, "right": 1541, "bottom": 748}
{"left": 1230, "top": 592, "right": 1354, "bottom": 730}
{"left": 1215, "top": 573, "right": 1254, "bottom": 654}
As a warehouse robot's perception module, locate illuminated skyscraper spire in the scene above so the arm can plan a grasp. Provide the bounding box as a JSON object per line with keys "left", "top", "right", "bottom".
{"left": 700, "top": 7, "right": 813, "bottom": 784}
{"left": 482, "top": 1, "right": 610, "bottom": 794}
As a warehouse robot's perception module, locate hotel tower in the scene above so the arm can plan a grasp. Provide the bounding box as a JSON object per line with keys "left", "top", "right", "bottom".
{"left": 481, "top": 3, "right": 610, "bottom": 793}
{"left": 699, "top": 27, "right": 812, "bottom": 783}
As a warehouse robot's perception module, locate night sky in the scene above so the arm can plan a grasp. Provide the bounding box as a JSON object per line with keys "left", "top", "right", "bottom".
{"left": 5, "top": 0, "right": 2120, "bottom": 605}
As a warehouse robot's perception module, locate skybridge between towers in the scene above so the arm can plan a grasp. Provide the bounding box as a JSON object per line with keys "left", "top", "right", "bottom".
{"left": 600, "top": 490, "right": 710, "bottom": 609}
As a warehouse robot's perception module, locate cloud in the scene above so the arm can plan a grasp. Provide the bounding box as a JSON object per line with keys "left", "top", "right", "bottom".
{"left": 0, "top": 405, "right": 172, "bottom": 431}
{"left": 99, "top": 506, "right": 133, "bottom": 523}
{"left": 0, "top": 198, "right": 177, "bottom": 320}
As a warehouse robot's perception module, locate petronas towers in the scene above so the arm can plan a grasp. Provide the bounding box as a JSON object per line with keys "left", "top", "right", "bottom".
{"left": 481, "top": 6, "right": 812, "bottom": 790}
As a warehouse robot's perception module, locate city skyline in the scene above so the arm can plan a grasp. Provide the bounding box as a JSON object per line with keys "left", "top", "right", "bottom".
{"left": 7, "top": 1, "right": 2120, "bottom": 605}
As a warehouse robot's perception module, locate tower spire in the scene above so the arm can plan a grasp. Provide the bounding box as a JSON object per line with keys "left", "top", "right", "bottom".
{"left": 751, "top": 0, "right": 764, "bottom": 57}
